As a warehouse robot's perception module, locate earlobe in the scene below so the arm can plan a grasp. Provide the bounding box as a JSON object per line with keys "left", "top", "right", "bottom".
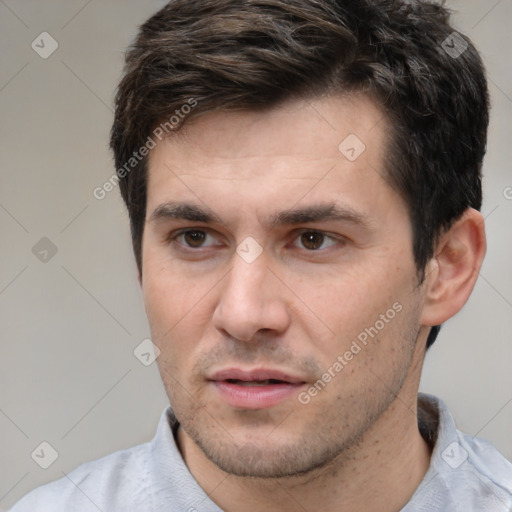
{"left": 420, "top": 208, "right": 486, "bottom": 326}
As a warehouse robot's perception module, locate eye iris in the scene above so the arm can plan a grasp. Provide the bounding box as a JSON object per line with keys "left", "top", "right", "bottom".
{"left": 301, "top": 232, "right": 324, "bottom": 250}
{"left": 184, "top": 230, "right": 206, "bottom": 247}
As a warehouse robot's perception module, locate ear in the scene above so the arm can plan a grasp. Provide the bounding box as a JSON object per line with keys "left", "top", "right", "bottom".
{"left": 420, "top": 208, "right": 486, "bottom": 326}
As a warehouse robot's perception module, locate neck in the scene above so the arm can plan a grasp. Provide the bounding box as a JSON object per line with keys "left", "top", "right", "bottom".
{"left": 177, "top": 389, "right": 432, "bottom": 512}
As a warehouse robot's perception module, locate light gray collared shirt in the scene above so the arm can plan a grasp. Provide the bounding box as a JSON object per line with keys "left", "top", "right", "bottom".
{"left": 10, "top": 393, "right": 512, "bottom": 511}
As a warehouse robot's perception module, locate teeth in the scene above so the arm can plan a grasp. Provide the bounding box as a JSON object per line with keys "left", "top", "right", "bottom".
{"left": 229, "top": 379, "right": 282, "bottom": 386}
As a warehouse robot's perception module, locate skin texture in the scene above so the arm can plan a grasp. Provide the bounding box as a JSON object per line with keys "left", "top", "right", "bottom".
{"left": 140, "top": 94, "right": 486, "bottom": 512}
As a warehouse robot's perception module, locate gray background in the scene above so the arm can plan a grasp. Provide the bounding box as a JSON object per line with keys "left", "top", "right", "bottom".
{"left": 0, "top": 0, "right": 511, "bottom": 509}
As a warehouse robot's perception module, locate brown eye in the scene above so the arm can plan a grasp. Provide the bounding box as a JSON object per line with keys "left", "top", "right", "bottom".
{"left": 300, "top": 231, "right": 325, "bottom": 250}
{"left": 183, "top": 230, "right": 207, "bottom": 247}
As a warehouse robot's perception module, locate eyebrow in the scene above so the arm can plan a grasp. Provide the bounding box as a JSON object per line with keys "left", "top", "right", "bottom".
{"left": 269, "top": 203, "right": 371, "bottom": 230}
{"left": 149, "top": 202, "right": 221, "bottom": 224}
{"left": 148, "top": 201, "right": 372, "bottom": 230}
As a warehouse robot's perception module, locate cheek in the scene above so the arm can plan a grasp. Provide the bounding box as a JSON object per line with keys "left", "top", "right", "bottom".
{"left": 290, "top": 261, "right": 413, "bottom": 355}
{"left": 142, "top": 267, "right": 185, "bottom": 343}
{"left": 142, "top": 263, "right": 218, "bottom": 357}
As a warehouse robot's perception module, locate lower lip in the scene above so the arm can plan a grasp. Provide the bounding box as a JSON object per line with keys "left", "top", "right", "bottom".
{"left": 211, "top": 381, "right": 304, "bottom": 409}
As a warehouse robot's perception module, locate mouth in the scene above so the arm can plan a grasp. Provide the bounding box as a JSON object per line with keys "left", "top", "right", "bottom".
{"left": 208, "top": 368, "right": 306, "bottom": 409}
{"left": 224, "top": 378, "right": 291, "bottom": 386}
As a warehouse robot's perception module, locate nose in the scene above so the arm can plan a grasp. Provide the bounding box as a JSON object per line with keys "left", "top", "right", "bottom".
{"left": 212, "top": 249, "right": 291, "bottom": 342}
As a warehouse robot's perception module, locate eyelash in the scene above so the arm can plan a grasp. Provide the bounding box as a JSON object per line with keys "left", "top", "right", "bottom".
{"left": 168, "top": 228, "right": 343, "bottom": 253}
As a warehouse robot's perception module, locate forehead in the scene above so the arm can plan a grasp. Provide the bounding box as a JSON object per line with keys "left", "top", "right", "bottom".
{"left": 151, "top": 94, "right": 385, "bottom": 167}
{"left": 144, "top": 94, "right": 401, "bottom": 225}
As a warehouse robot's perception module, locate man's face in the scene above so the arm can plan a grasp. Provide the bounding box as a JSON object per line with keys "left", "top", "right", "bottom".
{"left": 141, "top": 95, "right": 427, "bottom": 478}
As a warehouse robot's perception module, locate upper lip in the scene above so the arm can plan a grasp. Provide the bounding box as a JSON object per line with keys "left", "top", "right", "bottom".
{"left": 209, "top": 368, "right": 306, "bottom": 384}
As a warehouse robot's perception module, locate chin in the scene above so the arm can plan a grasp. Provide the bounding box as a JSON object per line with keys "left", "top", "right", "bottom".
{"left": 187, "top": 427, "right": 343, "bottom": 479}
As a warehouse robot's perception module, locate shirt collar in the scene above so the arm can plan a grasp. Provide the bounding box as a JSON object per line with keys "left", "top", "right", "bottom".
{"left": 147, "top": 407, "right": 223, "bottom": 512}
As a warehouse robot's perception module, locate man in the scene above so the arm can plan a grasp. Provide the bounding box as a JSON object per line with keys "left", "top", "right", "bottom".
{"left": 11, "top": 0, "right": 512, "bottom": 510}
